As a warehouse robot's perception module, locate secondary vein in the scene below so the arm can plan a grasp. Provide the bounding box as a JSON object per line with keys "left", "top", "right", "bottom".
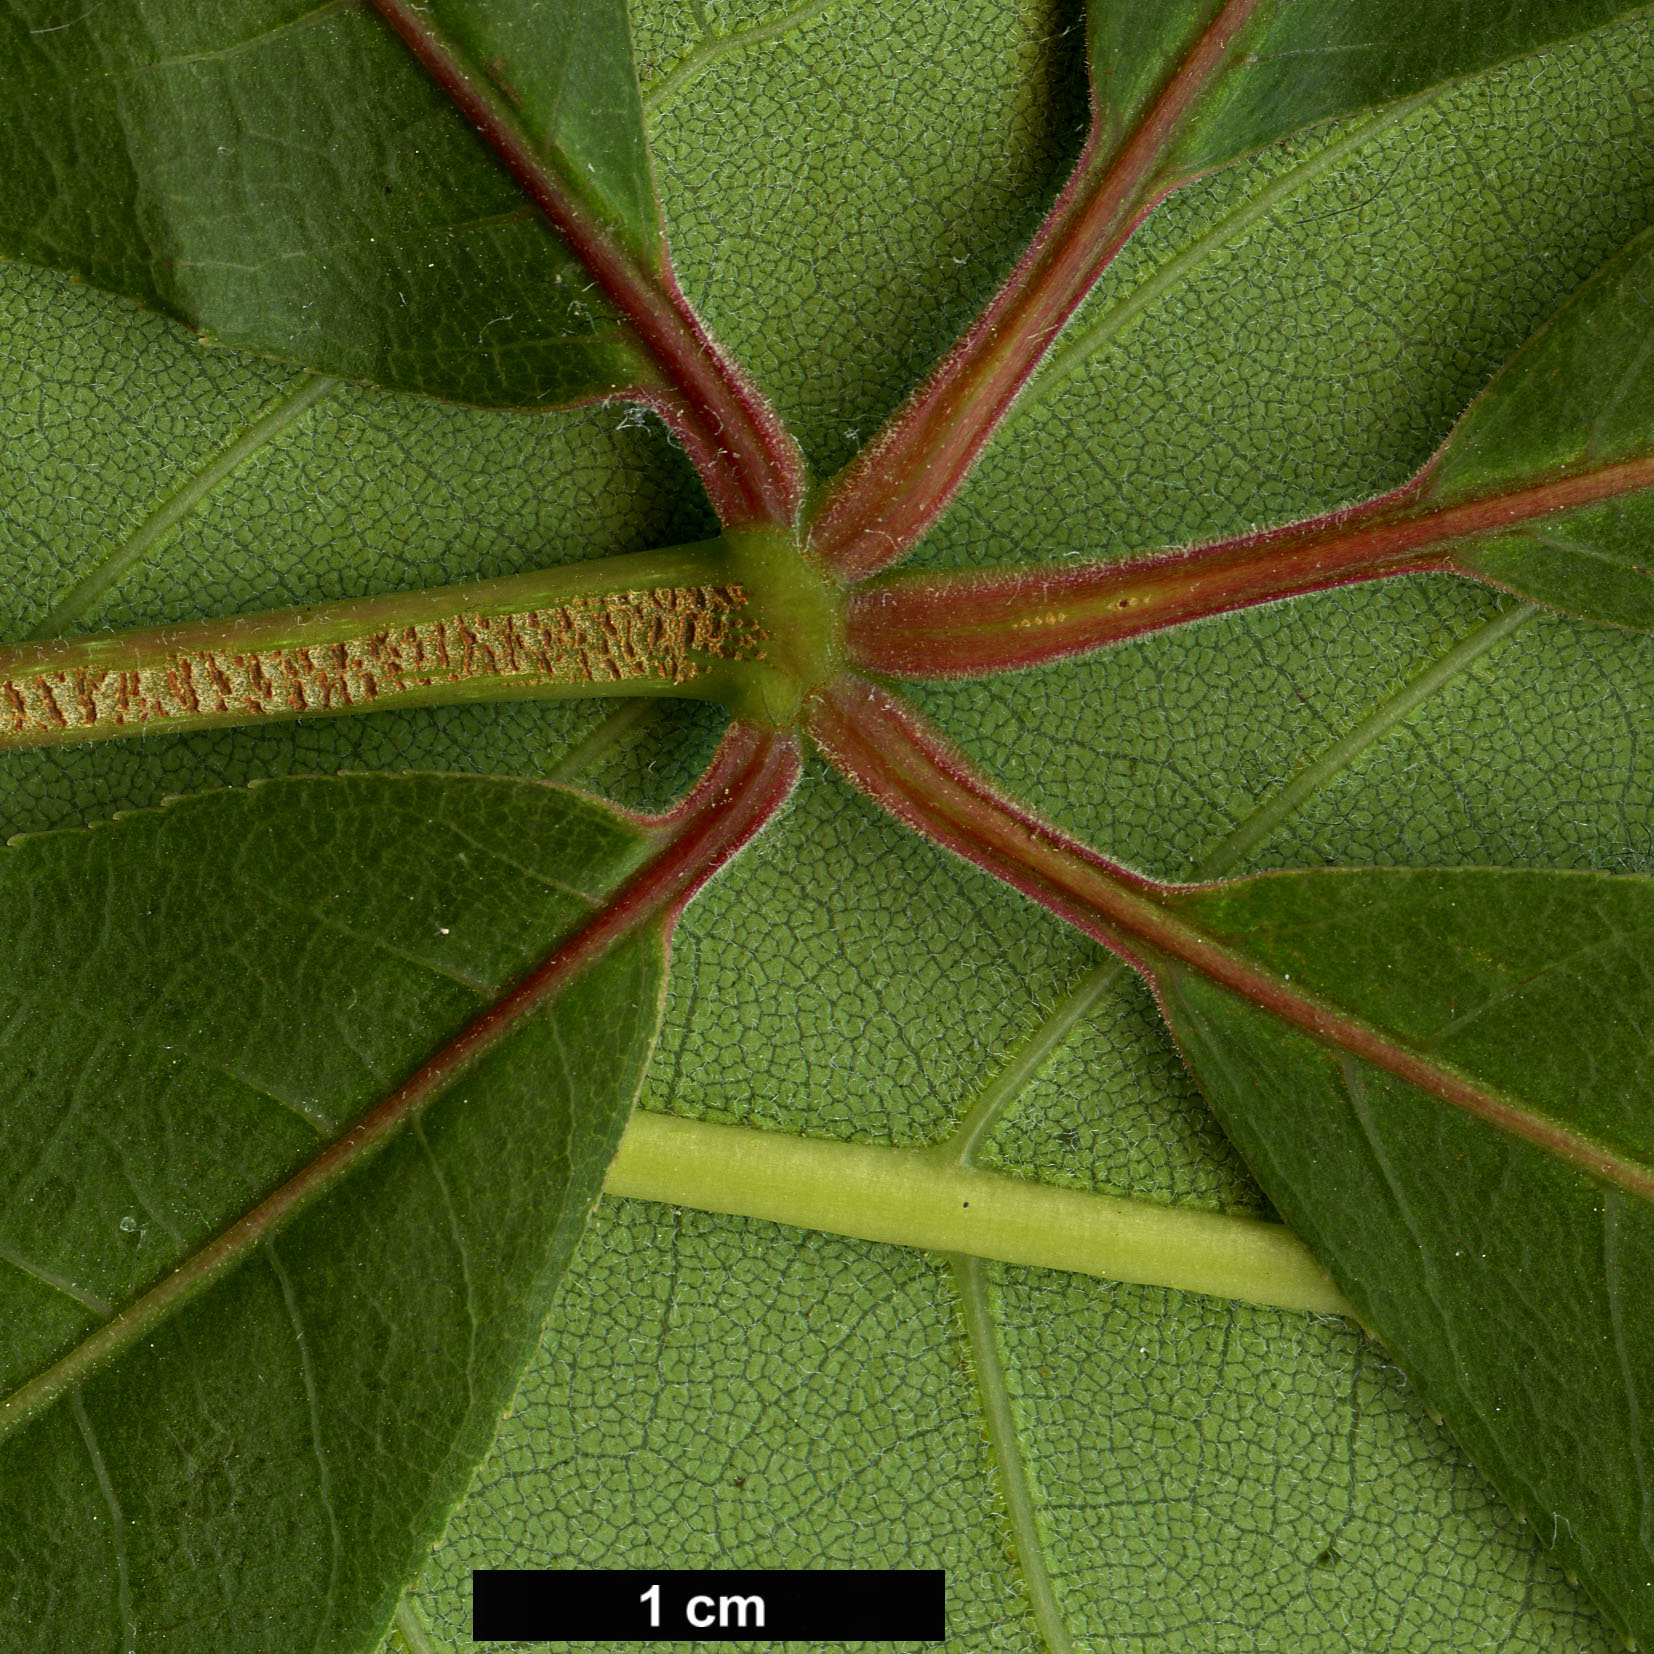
{"left": 1196, "top": 601, "right": 1537, "bottom": 874}
{"left": 72, "top": 1391, "right": 135, "bottom": 1654}
{"left": 642, "top": 0, "right": 852, "bottom": 114}
{"left": 949, "top": 1254, "right": 1077, "bottom": 1654}
{"left": 941, "top": 958, "right": 1124, "bottom": 1168}
{"left": 1011, "top": 90, "right": 1438, "bottom": 432}
{"left": 24, "top": 374, "right": 339, "bottom": 641}
{"left": 0, "top": 1239, "right": 112, "bottom": 1318}
{"left": 546, "top": 698, "right": 666, "bottom": 784}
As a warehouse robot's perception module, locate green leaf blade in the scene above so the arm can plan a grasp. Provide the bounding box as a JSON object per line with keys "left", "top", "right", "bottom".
{"left": 1417, "top": 226, "right": 1654, "bottom": 629}
{"left": 424, "top": 0, "right": 663, "bottom": 266}
{"left": 1170, "top": 868, "right": 1654, "bottom": 1158}
{"left": 1452, "top": 508, "right": 1654, "bottom": 633}
{"left": 0, "top": 773, "right": 665, "bottom": 1652}
{"left": 6, "top": 0, "right": 1654, "bottom": 1646}
{"left": 1146, "top": 0, "right": 1653, "bottom": 180}
{"left": 0, "top": 0, "right": 655, "bottom": 406}
{"left": 1158, "top": 865, "right": 1654, "bottom": 1646}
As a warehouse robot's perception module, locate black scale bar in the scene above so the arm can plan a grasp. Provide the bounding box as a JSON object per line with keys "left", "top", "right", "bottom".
{"left": 473, "top": 1568, "right": 947, "bottom": 1643}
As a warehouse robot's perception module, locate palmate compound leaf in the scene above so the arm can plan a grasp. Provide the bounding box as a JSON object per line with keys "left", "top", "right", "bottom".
{"left": 1155, "top": 867, "right": 1654, "bottom": 1646}
{"left": 0, "top": 773, "right": 666, "bottom": 1653}
{"left": 387, "top": 12, "right": 1654, "bottom": 1653}
{"left": 7, "top": 5, "right": 1654, "bottom": 1654}
{"left": 0, "top": 0, "right": 660, "bottom": 406}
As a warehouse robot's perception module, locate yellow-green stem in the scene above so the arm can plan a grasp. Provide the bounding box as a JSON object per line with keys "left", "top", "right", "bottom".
{"left": 0, "top": 537, "right": 838, "bottom": 751}
{"left": 606, "top": 1110, "right": 1348, "bottom": 1315}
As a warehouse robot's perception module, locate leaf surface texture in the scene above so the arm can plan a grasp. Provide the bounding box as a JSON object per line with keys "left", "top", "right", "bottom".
{"left": 0, "top": 777, "right": 664, "bottom": 1652}
{"left": 0, "top": 0, "right": 656, "bottom": 404}
{"left": 2, "top": 2, "right": 1654, "bottom": 1652}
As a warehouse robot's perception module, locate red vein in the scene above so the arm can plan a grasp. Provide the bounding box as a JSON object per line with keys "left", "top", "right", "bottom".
{"left": 847, "top": 451, "right": 1654, "bottom": 677}
{"left": 806, "top": 674, "right": 1654, "bottom": 1201}
{"left": 0, "top": 721, "right": 800, "bottom": 1442}
{"left": 368, "top": 0, "right": 803, "bottom": 528}
{"left": 807, "top": 0, "right": 1264, "bottom": 581}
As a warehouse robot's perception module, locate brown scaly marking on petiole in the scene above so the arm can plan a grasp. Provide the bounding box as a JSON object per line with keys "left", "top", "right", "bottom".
{"left": 0, "top": 586, "right": 766, "bottom": 750}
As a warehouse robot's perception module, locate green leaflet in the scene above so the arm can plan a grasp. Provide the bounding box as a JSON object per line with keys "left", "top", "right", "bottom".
{"left": 0, "top": 775, "right": 665, "bottom": 1653}
{"left": 1110, "top": 0, "right": 1654, "bottom": 184}
{"left": 1156, "top": 866, "right": 1654, "bottom": 1646}
{"left": 1424, "top": 226, "right": 1654, "bottom": 629}
{"left": 422, "top": 0, "right": 664, "bottom": 266}
{"left": 416, "top": 0, "right": 661, "bottom": 264}
{"left": 0, "top": 0, "right": 654, "bottom": 405}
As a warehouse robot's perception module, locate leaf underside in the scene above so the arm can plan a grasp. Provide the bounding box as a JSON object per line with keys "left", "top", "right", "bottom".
{"left": 1160, "top": 867, "right": 1654, "bottom": 1635}
{"left": 1428, "top": 224, "right": 1654, "bottom": 629}
{"left": 0, "top": 777, "right": 663, "bottom": 1653}
{"left": 0, "top": 0, "right": 653, "bottom": 406}
{"left": 4, "top": 2, "right": 1654, "bottom": 1653}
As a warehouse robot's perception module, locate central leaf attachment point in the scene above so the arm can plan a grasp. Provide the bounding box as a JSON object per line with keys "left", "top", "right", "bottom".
{"left": 716, "top": 525, "right": 846, "bottom": 727}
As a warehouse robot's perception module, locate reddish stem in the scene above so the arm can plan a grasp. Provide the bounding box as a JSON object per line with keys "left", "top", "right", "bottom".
{"left": 807, "top": 0, "right": 1264, "bottom": 581}
{"left": 369, "top": 0, "right": 803, "bottom": 528}
{"left": 806, "top": 674, "right": 1654, "bottom": 1200}
{"left": 847, "top": 451, "right": 1654, "bottom": 677}
{"left": 0, "top": 721, "right": 800, "bottom": 1435}
{"left": 806, "top": 673, "right": 1169, "bottom": 956}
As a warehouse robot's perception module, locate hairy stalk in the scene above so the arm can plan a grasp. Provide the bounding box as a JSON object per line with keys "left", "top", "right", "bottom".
{"left": 0, "top": 544, "right": 779, "bottom": 752}
{"left": 847, "top": 456, "right": 1654, "bottom": 677}
{"left": 807, "top": 0, "right": 1265, "bottom": 580}
{"left": 368, "top": 0, "right": 803, "bottom": 527}
{"left": 808, "top": 674, "right": 1654, "bottom": 1201}
{"left": 0, "top": 723, "right": 800, "bottom": 1444}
